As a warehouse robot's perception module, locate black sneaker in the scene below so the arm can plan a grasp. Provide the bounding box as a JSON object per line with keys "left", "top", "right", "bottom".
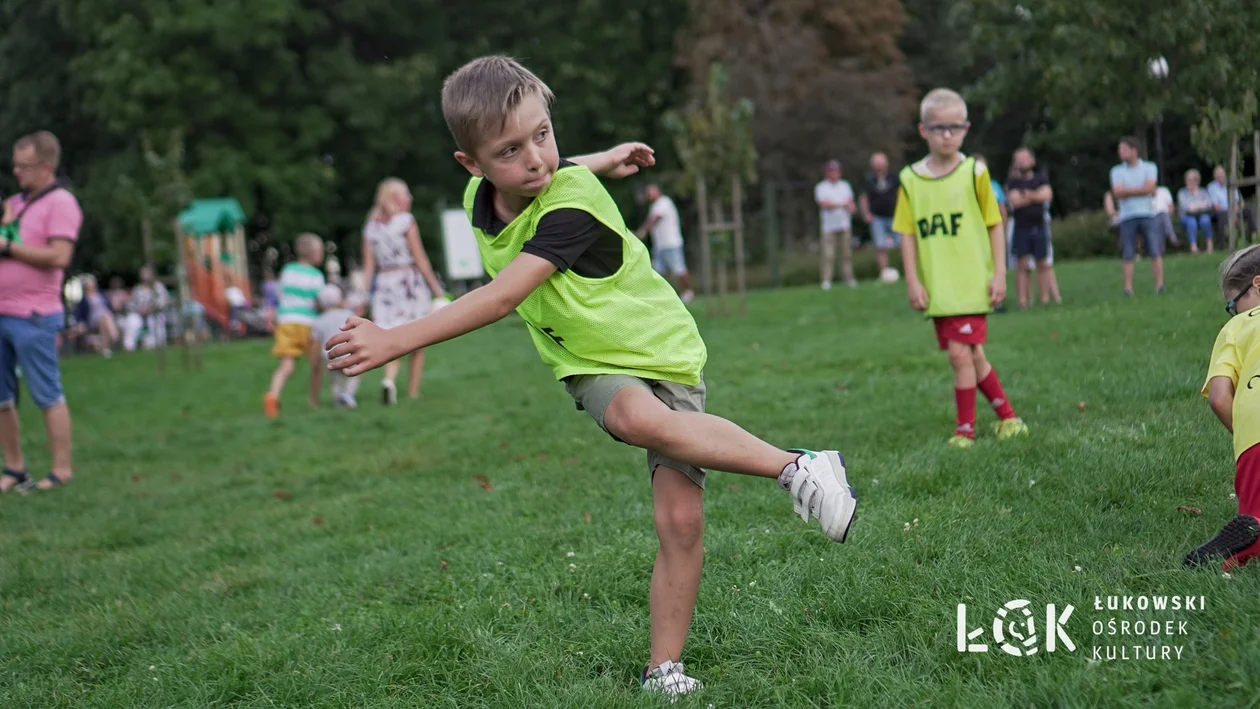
{"left": 1183, "top": 515, "right": 1260, "bottom": 568}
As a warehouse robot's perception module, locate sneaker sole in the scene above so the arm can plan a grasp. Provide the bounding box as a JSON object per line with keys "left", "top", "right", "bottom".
{"left": 1184, "top": 515, "right": 1260, "bottom": 568}
{"left": 825, "top": 451, "right": 858, "bottom": 544}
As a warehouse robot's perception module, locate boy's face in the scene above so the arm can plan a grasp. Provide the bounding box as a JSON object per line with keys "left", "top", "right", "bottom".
{"left": 306, "top": 242, "right": 325, "bottom": 265}
{"left": 918, "top": 107, "right": 969, "bottom": 157}
{"left": 455, "top": 93, "right": 560, "bottom": 198}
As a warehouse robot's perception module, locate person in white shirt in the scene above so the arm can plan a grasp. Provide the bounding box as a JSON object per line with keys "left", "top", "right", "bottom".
{"left": 1152, "top": 183, "right": 1180, "bottom": 250}
{"left": 814, "top": 160, "right": 857, "bottom": 289}
{"left": 636, "top": 184, "right": 694, "bottom": 302}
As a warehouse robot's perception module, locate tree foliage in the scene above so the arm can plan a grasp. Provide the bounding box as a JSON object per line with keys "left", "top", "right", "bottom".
{"left": 0, "top": 0, "right": 687, "bottom": 277}
{"left": 676, "top": 0, "right": 916, "bottom": 184}
{"left": 955, "top": 0, "right": 1260, "bottom": 160}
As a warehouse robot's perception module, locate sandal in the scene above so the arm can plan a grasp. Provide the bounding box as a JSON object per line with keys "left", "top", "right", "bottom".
{"left": 20, "top": 471, "right": 70, "bottom": 492}
{"left": 1, "top": 467, "right": 28, "bottom": 494}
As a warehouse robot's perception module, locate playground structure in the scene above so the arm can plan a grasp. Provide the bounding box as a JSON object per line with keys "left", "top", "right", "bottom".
{"left": 175, "top": 198, "right": 250, "bottom": 331}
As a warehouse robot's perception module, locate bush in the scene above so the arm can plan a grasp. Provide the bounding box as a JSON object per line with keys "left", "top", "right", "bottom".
{"left": 1047, "top": 210, "right": 1115, "bottom": 260}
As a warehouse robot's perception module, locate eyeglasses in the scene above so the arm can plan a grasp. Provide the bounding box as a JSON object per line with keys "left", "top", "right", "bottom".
{"left": 12, "top": 161, "right": 45, "bottom": 172}
{"left": 925, "top": 123, "right": 970, "bottom": 136}
{"left": 1226, "top": 285, "right": 1253, "bottom": 316}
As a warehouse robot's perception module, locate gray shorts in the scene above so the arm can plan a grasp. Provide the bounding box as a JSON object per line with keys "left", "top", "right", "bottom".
{"left": 563, "top": 373, "right": 707, "bottom": 488}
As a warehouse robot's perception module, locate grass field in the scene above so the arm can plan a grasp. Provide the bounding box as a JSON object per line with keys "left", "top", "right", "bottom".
{"left": 3, "top": 254, "right": 1259, "bottom": 707}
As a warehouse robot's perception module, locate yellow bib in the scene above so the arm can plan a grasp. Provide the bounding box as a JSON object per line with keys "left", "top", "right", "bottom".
{"left": 463, "top": 165, "right": 707, "bottom": 385}
{"left": 899, "top": 157, "right": 994, "bottom": 316}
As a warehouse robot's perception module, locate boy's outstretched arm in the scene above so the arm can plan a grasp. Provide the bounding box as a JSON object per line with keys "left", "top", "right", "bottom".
{"left": 326, "top": 254, "right": 557, "bottom": 376}
{"left": 568, "top": 142, "right": 655, "bottom": 179}
{"left": 1207, "top": 376, "right": 1236, "bottom": 433}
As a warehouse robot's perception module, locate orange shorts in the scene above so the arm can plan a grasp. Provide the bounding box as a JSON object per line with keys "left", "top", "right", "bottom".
{"left": 933, "top": 314, "right": 987, "bottom": 351}
{"left": 272, "top": 323, "right": 312, "bottom": 359}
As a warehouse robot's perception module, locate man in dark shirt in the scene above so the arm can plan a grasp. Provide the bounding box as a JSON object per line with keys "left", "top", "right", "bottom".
{"left": 1005, "top": 147, "right": 1059, "bottom": 309}
{"left": 859, "top": 152, "right": 900, "bottom": 276}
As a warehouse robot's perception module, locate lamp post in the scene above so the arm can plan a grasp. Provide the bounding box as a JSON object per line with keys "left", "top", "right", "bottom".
{"left": 1148, "top": 56, "right": 1169, "bottom": 181}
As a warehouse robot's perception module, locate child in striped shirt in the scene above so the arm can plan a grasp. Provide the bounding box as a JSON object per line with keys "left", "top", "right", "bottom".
{"left": 263, "top": 233, "right": 325, "bottom": 418}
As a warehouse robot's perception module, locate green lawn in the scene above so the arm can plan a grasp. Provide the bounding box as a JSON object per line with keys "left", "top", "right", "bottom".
{"left": 3, "top": 254, "right": 1258, "bottom": 707}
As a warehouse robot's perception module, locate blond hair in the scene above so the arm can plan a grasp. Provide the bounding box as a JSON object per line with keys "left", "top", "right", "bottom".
{"left": 14, "top": 130, "right": 61, "bottom": 170}
{"left": 441, "top": 55, "right": 555, "bottom": 153}
{"left": 920, "top": 88, "right": 968, "bottom": 124}
{"left": 295, "top": 233, "right": 324, "bottom": 263}
{"left": 1219, "top": 245, "right": 1260, "bottom": 298}
{"left": 368, "top": 177, "right": 408, "bottom": 223}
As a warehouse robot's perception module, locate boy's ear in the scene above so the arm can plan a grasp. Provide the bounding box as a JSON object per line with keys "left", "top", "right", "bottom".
{"left": 917, "top": 123, "right": 929, "bottom": 140}
{"left": 454, "top": 151, "right": 484, "bottom": 177}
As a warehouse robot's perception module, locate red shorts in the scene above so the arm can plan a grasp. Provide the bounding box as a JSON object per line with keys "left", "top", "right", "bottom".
{"left": 933, "top": 315, "right": 988, "bottom": 351}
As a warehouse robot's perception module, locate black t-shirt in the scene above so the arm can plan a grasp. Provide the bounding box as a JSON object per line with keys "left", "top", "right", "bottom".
{"left": 469, "top": 160, "right": 624, "bottom": 278}
{"left": 1005, "top": 173, "right": 1050, "bottom": 228}
{"left": 863, "top": 173, "right": 899, "bottom": 218}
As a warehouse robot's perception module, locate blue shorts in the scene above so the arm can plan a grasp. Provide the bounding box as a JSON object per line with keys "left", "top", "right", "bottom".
{"left": 0, "top": 312, "right": 67, "bottom": 411}
{"left": 869, "top": 216, "right": 900, "bottom": 249}
{"left": 1119, "top": 216, "right": 1163, "bottom": 261}
{"left": 652, "top": 246, "right": 688, "bottom": 276}
{"left": 1011, "top": 224, "right": 1049, "bottom": 260}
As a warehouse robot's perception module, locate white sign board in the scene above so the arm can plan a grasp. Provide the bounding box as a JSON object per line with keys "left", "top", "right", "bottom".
{"left": 441, "top": 208, "right": 486, "bottom": 281}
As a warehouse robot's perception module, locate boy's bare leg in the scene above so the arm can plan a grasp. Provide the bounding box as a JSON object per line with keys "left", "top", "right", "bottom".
{"left": 1122, "top": 260, "right": 1135, "bottom": 293}
{"left": 947, "top": 341, "right": 978, "bottom": 389}
{"left": 268, "top": 357, "right": 296, "bottom": 398}
{"left": 1152, "top": 256, "right": 1165, "bottom": 290}
{"left": 1016, "top": 268, "right": 1030, "bottom": 309}
{"left": 971, "top": 344, "right": 992, "bottom": 383}
{"left": 603, "top": 387, "right": 796, "bottom": 478}
{"left": 648, "top": 465, "right": 705, "bottom": 671}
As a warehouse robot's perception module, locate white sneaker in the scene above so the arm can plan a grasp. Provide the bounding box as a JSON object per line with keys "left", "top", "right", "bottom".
{"left": 381, "top": 379, "right": 397, "bottom": 406}
{"left": 641, "top": 660, "right": 702, "bottom": 699}
{"left": 336, "top": 392, "right": 358, "bottom": 409}
{"left": 782, "top": 449, "right": 858, "bottom": 542}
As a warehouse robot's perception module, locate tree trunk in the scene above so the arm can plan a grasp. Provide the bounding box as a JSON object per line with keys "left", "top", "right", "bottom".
{"left": 1230, "top": 139, "right": 1240, "bottom": 250}
{"left": 696, "top": 175, "right": 713, "bottom": 310}
{"left": 732, "top": 175, "right": 746, "bottom": 315}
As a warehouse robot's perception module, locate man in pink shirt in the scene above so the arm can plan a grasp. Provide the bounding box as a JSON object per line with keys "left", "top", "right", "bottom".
{"left": 0, "top": 131, "right": 82, "bottom": 493}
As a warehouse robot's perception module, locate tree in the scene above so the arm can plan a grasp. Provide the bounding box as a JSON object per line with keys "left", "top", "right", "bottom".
{"left": 664, "top": 63, "right": 757, "bottom": 314}
{"left": 955, "top": 0, "right": 1260, "bottom": 162}
{"left": 677, "top": 0, "right": 916, "bottom": 186}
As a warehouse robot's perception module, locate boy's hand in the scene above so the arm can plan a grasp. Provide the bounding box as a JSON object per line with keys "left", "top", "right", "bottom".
{"left": 906, "top": 281, "right": 929, "bottom": 311}
{"left": 597, "top": 142, "right": 655, "bottom": 179}
{"left": 325, "top": 316, "right": 398, "bottom": 376}
{"left": 988, "top": 274, "right": 1007, "bottom": 306}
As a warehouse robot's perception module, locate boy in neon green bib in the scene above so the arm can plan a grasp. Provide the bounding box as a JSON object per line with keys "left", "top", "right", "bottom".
{"left": 893, "top": 88, "right": 1029, "bottom": 448}
{"left": 326, "top": 55, "right": 858, "bottom": 697}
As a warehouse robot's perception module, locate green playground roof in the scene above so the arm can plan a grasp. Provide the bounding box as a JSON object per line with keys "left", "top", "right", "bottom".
{"left": 177, "top": 198, "right": 247, "bottom": 236}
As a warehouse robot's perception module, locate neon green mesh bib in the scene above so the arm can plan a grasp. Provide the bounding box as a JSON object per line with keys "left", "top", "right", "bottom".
{"left": 463, "top": 166, "right": 707, "bottom": 385}
{"left": 898, "top": 157, "right": 994, "bottom": 317}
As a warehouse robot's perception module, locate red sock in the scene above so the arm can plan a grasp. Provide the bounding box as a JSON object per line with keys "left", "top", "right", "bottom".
{"left": 954, "top": 387, "right": 977, "bottom": 437}
{"left": 978, "top": 369, "right": 1017, "bottom": 420}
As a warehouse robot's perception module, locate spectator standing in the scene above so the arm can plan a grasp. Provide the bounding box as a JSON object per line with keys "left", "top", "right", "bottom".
{"left": 0, "top": 131, "right": 82, "bottom": 492}
{"left": 859, "top": 152, "right": 900, "bottom": 276}
{"left": 814, "top": 160, "right": 857, "bottom": 289}
{"left": 1110, "top": 136, "right": 1164, "bottom": 296}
